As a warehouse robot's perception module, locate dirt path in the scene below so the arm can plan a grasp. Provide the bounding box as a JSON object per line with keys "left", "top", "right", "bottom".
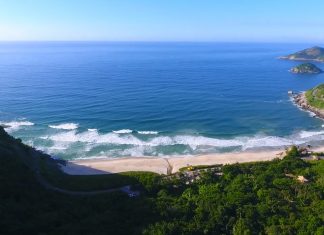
{"left": 15, "top": 146, "right": 134, "bottom": 196}
{"left": 36, "top": 173, "right": 130, "bottom": 195}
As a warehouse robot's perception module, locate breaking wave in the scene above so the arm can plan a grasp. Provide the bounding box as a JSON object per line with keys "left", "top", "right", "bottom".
{"left": 37, "top": 128, "right": 324, "bottom": 157}
{"left": 0, "top": 120, "right": 34, "bottom": 133}
{"left": 3, "top": 119, "right": 324, "bottom": 158}
{"left": 40, "top": 130, "right": 307, "bottom": 149}
{"left": 138, "top": 131, "right": 159, "bottom": 135}
{"left": 112, "top": 129, "right": 159, "bottom": 135}
{"left": 49, "top": 123, "right": 79, "bottom": 130}
{"left": 112, "top": 129, "right": 133, "bottom": 134}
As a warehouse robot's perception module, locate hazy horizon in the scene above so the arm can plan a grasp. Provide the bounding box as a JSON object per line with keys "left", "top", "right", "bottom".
{"left": 1, "top": 0, "right": 324, "bottom": 42}
{"left": 0, "top": 41, "right": 323, "bottom": 45}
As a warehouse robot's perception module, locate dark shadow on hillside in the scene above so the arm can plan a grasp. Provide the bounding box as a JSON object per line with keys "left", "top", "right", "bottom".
{"left": 58, "top": 160, "right": 112, "bottom": 175}
{"left": 0, "top": 126, "right": 159, "bottom": 195}
{"left": 39, "top": 155, "right": 159, "bottom": 193}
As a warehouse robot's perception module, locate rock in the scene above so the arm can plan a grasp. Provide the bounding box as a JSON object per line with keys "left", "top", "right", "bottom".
{"left": 291, "top": 88, "right": 324, "bottom": 119}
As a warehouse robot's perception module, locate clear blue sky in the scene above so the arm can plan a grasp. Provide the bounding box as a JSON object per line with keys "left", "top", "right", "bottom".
{"left": 0, "top": 0, "right": 323, "bottom": 42}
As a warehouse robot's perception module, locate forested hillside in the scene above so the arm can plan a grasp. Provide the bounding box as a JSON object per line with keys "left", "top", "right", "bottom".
{"left": 0, "top": 127, "right": 323, "bottom": 234}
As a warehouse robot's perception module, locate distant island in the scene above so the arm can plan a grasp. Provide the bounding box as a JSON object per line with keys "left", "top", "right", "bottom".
{"left": 293, "top": 84, "right": 324, "bottom": 118}
{"left": 280, "top": 46, "right": 324, "bottom": 62}
{"left": 290, "top": 63, "right": 322, "bottom": 74}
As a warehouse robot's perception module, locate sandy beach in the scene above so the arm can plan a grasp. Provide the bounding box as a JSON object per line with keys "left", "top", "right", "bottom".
{"left": 61, "top": 148, "right": 288, "bottom": 175}
{"left": 61, "top": 146, "right": 324, "bottom": 175}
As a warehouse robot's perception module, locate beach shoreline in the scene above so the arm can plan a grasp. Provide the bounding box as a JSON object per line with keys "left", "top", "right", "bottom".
{"left": 61, "top": 145, "right": 324, "bottom": 175}
{"left": 61, "top": 148, "right": 288, "bottom": 175}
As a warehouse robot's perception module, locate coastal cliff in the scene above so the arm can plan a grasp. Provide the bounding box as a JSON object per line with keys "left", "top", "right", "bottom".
{"left": 293, "top": 84, "right": 324, "bottom": 118}
{"left": 293, "top": 92, "right": 324, "bottom": 118}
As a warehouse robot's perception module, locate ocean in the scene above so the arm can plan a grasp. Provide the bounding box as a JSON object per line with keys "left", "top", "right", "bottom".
{"left": 1, "top": 42, "right": 324, "bottom": 160}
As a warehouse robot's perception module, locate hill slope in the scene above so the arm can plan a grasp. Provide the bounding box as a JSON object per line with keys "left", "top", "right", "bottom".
{"left": 281, "top": 46, "right": 324, "bottom": 62}
{"left": 0, "top": 127, "right": 323, "bottom": 234}
{"left": 0, "top": 127, "right": 158, "bottom": 234}
{"left": 290, "top": 63, "right": 322, "bottom": 74}
{"left": 305, "top": 84, "right": 324, "bottom": 109}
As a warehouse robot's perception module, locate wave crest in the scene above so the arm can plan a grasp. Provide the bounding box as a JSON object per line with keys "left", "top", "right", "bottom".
{"left": 138, "top": 131, "right": 159, "bottom": 135}
{"left": 40, "top": 129, "right": 312, "bottom": 150}
{"left": 0, "top": 120, "right": 34, "bottom": 132}
{"left": 112, "top": 129, "right": 133, "bottom": 134}
{"left": 5, "top": 119, "right": 324, "bottom": 158}
{"left": 49, "top": 123, "right": 79, "bottom": 130}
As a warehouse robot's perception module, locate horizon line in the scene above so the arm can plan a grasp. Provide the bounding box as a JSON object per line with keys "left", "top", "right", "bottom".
{"left": 0, "top": 40, "right": 322, "bottom": 44}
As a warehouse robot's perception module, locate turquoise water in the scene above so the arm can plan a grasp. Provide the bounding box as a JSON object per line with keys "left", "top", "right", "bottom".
{"left": 1, "top": 42, "right": 324, "bottom": 159}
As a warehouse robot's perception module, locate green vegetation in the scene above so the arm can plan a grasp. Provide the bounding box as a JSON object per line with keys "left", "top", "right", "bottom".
{"left": 145, "top": 148, "right": 324, "bottom": 234}
{"left": 1, "top": 127, "right": 323, "bottom": 234}
{"left": 178, "top": 164, "right": 222, "bottom": 172}
{"left": 305, "top": 84, "right": 324, "bottom": 109}
{"left": 290, "top": 63, "right": 322, "bottom": 74}
{"left": 0, "top": 126, "right": 160, "bottom": 234}
{"left": 282, "top": 46, "right": 324, "bottom": 62}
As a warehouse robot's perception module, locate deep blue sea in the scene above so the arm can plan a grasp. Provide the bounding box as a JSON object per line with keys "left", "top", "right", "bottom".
{"left": 1, "top": 42, "right": 324, "bottom": 160}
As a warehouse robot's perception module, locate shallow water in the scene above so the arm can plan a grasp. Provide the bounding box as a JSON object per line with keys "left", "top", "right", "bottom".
{"left": 1, "top": 42, "right": 324, "bottom": 159}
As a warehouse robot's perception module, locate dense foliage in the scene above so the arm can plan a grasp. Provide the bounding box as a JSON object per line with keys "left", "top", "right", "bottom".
{"left": 0, "top": 127, "right": 323, "bottom": 234}
{"left": 0, "top": 128, "right": 158, "bottom": 235}
{"left": 305, "top": 84, "right": 324, "bottom": 109}
{"left": 146, "top": 154, "right": 324, "bottom": 234}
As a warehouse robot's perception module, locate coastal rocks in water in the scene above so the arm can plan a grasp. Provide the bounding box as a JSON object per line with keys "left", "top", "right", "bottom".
{"left": 293, "top": 84, "right": 324, "bottom": 119}
{"left": 280, "top": 46, "right": 324, "bottom": 62}
{"left": 0, "top": 124, "right": 11, "bottom": 129}
{"left": 290, "top": 63, "right": 322, "bottom": 74}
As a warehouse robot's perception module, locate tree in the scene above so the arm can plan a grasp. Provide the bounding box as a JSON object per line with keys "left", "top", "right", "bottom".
{"left": 233, "top": 217, "right": 252, "bottom": 235}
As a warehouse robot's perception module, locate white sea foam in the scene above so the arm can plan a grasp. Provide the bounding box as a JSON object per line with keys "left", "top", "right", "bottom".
{"left": 0, "top": 120, "right": 34, "bottom": 132}
{"left": 242, "top": 136, "right": 296, "bottom": 150}
{"left": 112, "top": 129, "right": 133, "bottom": 134}
{"left": 115, "top": 146, "right": 154, "bottom": 157}
{"left": 289, "top": 95, "right": 319, "bottom": 118}
{"left": 40, "top": 129, "right": 311, "bottom": 150}
{"left": 42, "top": 129, "right": 242, "bottom": 148}
{"left": 49, "top": 123, "right": 79, "bottom": 130}
{"left": 299, "top": 130, "right": 324, "bottom": 139}
{"left": 43, "top": 130, "right": 99, "bottom": 143}
{"left": 137, "top": 131, "right": 159, "bottom": 135}
{"left": 34, "top": 124, "right": 324, "bottom": 158}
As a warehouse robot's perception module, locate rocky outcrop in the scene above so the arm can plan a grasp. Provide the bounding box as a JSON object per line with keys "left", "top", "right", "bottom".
{"left": 290, "top": 63, "right": 322, "bottom": 74}
{"left": 293, "top": 92, "right": 324, "bottom": 119}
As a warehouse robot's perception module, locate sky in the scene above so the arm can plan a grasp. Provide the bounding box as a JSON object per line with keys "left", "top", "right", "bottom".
{"left": 0, "top": 0, "right": 323, "bottom": 42}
